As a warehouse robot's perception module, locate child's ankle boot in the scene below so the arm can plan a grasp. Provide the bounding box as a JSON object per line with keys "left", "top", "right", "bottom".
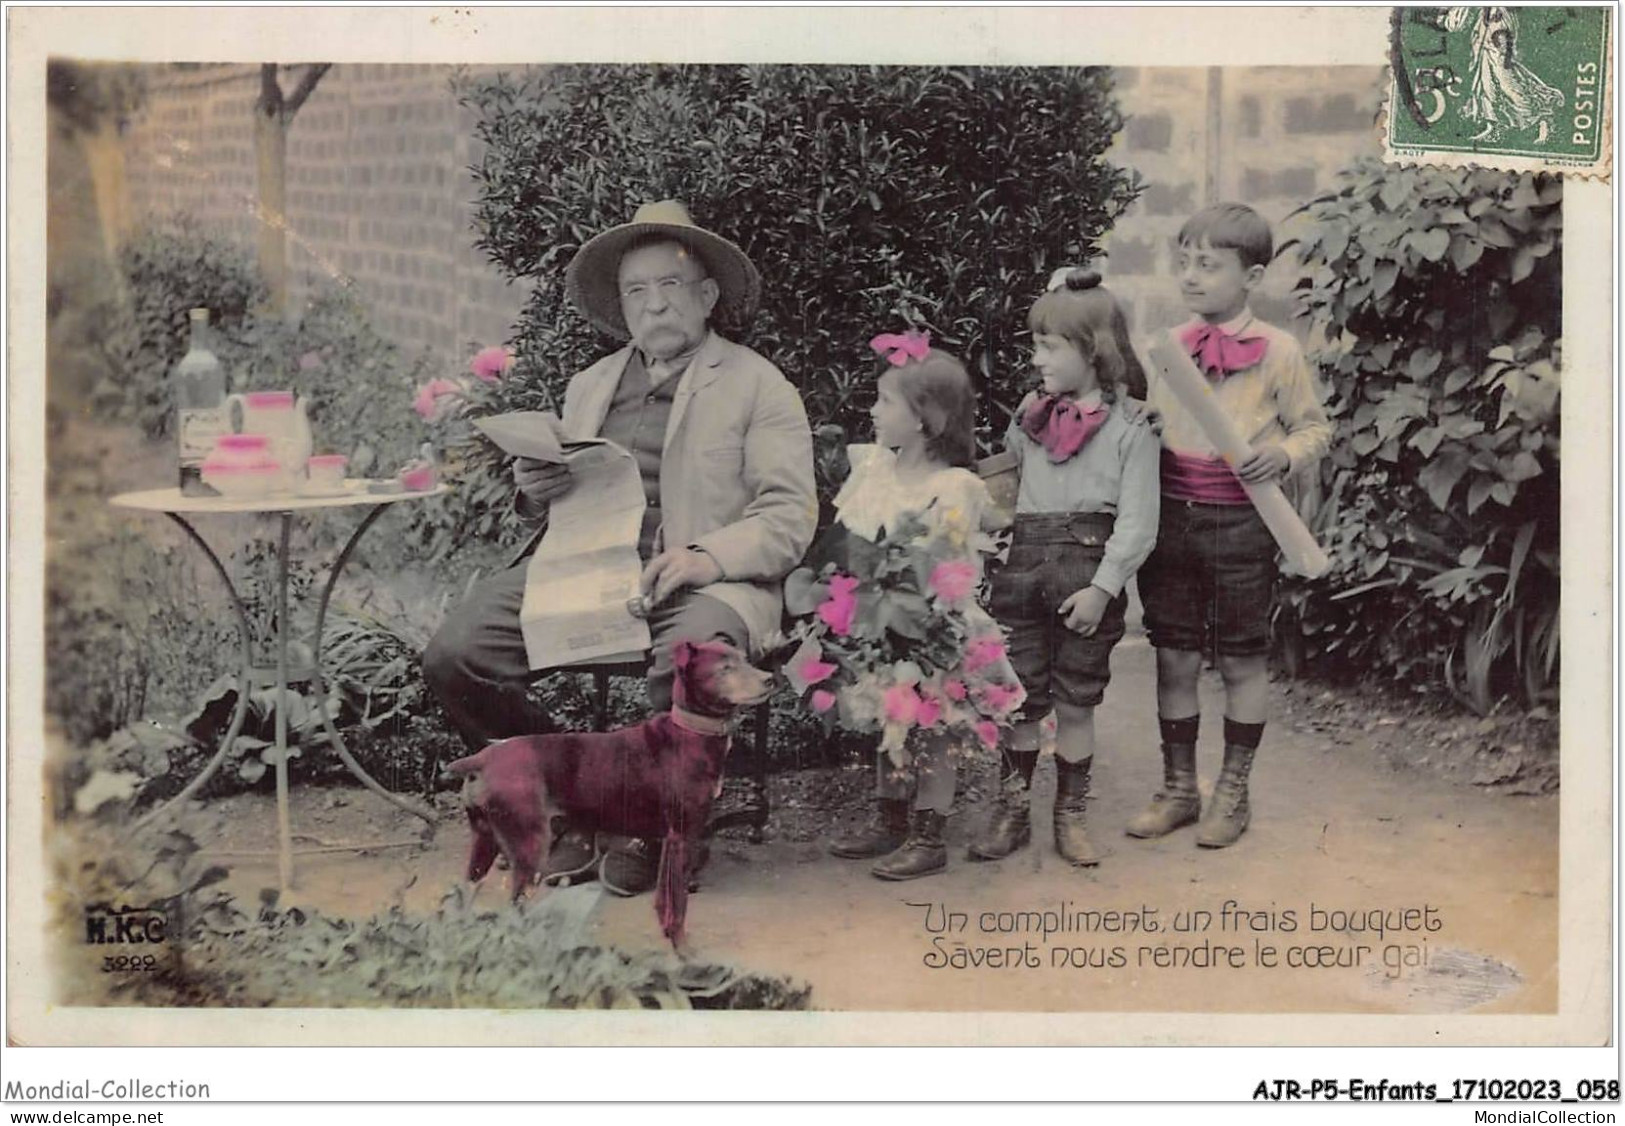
{"left": 1197, "top": 722, "right": 1262, "bottom": 848}
{"left": 1126, "top": 719, "right": 1201, "bottom": 839}
{"left": 1053, "top": 757, "right": 1102, "bottom": 867}
{"left": 829, "top": 798, "right": 909, "bottom": 859}
{"left": 967, "top": 749, "right": 1039, "bottom": 861}
{"left": 871, "top": 810, "right": 947, "bottom": 880}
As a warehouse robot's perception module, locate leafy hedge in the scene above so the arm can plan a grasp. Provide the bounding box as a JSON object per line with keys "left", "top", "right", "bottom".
{"left": 54, "top": 224, "right": 456, "bottom": 759}
{"left": 85, "top": 221, "right": 440, "bottom": 483}
{"left": 57, "top": 828, "right": 810, "bottom": 1010}
{"left": 1284, "top": 160, "right": 1560, "bottom": 711}
{"left": 451, "top": 64, "right": 1140, "bottom": 547}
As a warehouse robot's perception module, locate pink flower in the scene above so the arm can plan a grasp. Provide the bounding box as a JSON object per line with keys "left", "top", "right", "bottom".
{"left": 978, "top": 681, "right": 1025, "bottom": 715}
{"left": 963, "top": 635, "right": 1007, "bottom": 675}
{"left": 413, "top": 378, "right": 465, "bottom": 421}
{"left": 942, "top": 678, "right": 968, "bottom": 702}
{"left": 795, "top": 656, "right": 838, "bottom": 686}
{"left": 883, "top": 683, "right": 921, "bottom": 726}
{"left": 974, "top": 720, "right": 1001, "bottom": 751}
{"left": 817, "top": 573, "right": 861, "bottom": 637}
{"left": 469, "top": 345, "right": 514, "bottom": 384}
{"left": 811, "top": 689, "right": 837, "bottom": 713}
{"left": 928, "top": 559, "right": 978, "bottom": 604}
{"left": 915, "top": 694, "right": 942, "bottom": 728}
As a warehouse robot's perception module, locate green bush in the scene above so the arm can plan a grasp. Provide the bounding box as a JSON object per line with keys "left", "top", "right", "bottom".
{"left": 86, "top": 220, "right": 440, "bottom": 483}
{"left": 55, "top": 828, "right": 811, "bottom": 1010}
{"left": 451, "top": 63, "right": 1140, "bottom": 549}
{"left": 1285, "top": 160, "right": 1560, "bottom": 711}
{"left": 53, "top": 223, "right": 454, "bottom": 763}
{"left": 86, "top": 222, "right": 266, "bottom": 438}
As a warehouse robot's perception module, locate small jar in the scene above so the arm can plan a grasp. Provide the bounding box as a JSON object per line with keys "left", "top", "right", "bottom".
{"left": 202, "top": 434, "right": 281, "bottom": 499}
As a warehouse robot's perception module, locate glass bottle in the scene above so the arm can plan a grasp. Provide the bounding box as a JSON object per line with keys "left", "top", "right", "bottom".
{"left": 174, "top": 308, "right": 228, "bottom": 495}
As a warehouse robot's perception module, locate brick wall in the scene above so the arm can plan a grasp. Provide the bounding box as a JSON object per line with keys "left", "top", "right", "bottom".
{"left": 119, "top": 64, "right": 1385, "bottom": 363}
{"left": 121, "top": 63, "right": 530, "bottom": 366}
{"left": 1102, "top": 65, "right": 1387, "bottom": 337}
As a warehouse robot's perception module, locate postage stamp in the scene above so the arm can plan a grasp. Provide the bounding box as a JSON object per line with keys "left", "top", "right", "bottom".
{"left": 1385, "top": 6, "right": 1613, "bottom": 178}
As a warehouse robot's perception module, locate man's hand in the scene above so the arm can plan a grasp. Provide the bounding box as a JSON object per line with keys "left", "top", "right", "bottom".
{"left": 513, "top": 458, "right": 574, "bottom": 508}
{"left": 1235, "top": 444, "right": 1290, "bottom": 484}
{"left": 641, "top": 548, "right": 723, "bottom": 609}
{"left": 1059, "top": 585, "right": 1112, "bottom": 636}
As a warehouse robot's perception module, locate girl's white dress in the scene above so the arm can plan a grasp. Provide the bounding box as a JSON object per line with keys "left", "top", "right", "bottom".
{"left": 833, "top": 444, "right": 991, "bottom": 547}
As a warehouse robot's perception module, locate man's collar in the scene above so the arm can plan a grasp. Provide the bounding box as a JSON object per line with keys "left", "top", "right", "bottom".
{"left": 1216, "top": 311, "right": 1258, "bottom": 337}
{"left": 638, "top": 333, "right": 709, "bottom": 386}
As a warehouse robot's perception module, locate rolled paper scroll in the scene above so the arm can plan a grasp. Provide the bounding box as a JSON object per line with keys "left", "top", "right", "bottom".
{"left": 1145, "top": 333, "right": 1331, "bottom": 579}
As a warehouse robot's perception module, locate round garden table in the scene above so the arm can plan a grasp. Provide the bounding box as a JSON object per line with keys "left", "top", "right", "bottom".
{"left": 109, "top": 481, "right": 448, "bottom": 890}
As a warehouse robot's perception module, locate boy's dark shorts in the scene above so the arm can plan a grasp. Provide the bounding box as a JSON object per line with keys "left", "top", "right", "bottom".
{"left": 1137, "top": 499, "right": 1277, "bottom": 657}
{"left": 989, "top": 512, "right": 1128, "bottom": 717}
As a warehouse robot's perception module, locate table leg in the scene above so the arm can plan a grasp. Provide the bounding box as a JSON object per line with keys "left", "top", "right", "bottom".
{"left": 310, "top": 506, "right": 437, "bottom": 825}
{"left": 131, "top": 514, "right": 256, "bottom": 834}
{"left": 274, "top": 513, "right": 294, "bottom": 890}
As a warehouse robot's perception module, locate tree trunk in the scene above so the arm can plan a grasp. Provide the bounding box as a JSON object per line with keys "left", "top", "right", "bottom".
{"left": 255, "top": 106, "right": 289, "bottom": 317}
{"left": 254, "top": 63, "right": 328, "bottom": 319}
{"left": 81, "top": 122, "right": 131, "bottom": 271}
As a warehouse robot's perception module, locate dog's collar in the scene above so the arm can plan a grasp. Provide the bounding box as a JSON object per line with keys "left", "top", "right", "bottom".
{"left": 671, "top": 706, "right": 731, "bottom": 737}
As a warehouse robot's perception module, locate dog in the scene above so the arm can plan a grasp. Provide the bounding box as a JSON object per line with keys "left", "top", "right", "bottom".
{"left": 446, "top": 639, "right": 775, "bottom": 947}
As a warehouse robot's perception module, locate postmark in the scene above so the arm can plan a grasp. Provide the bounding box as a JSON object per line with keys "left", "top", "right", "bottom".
{"left": 1385, "top": 5, "right": 1612, "bottom": 179}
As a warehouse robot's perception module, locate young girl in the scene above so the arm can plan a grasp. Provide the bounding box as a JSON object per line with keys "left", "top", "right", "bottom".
{"left": 970, "top": 269, "right": 1160, "bottom": 867}
{"left": 824, "top": 334, "right": 1017, "bottom": 881}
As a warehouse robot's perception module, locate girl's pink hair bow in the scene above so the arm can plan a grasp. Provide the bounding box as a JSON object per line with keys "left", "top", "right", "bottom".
{"left": 869, "top": 330, "right": 932, "bottom": 366}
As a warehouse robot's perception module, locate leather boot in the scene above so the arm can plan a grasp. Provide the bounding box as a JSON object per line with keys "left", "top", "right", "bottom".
{"left": 1197, "top": 743, "right": 1257, "bottom": 848}
{"left": 1053, "top": 756, "right": 1102, "bottom": 866}
{"left": 967, "top": 749, "right": 1038, "bottom": 861}
{"left": 1124, "top": 741, "right": 1201, "bottom": 839}
{"left": 829, "top": 798, "right": 910, "bottom": 859}
{"left": 871, "top": 810, "right": 947, "bottom": 881}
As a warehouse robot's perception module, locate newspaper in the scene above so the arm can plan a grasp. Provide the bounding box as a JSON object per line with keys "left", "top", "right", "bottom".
{"left": 473, "top": 411, "right": 651, "bottom": 670}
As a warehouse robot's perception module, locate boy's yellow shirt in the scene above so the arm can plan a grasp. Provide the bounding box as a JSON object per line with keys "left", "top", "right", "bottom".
{"left": 1147, "top": 311, "right": 1333, "bottom": 475}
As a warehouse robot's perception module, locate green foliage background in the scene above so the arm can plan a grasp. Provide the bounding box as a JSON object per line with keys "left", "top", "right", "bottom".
{"left": 1286, "top": 160, "right": 1560, "bottom": 710}
{"left": 449, "top": 63, "right": 1142, "bottom": 547}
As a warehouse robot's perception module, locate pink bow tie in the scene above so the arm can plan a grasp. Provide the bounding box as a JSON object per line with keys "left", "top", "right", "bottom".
{"left": 1180, "top": 321, "right": 1269, "bottom": 380}
{"left": 1021, "top": 393, "right": 1109, "bottom": 463}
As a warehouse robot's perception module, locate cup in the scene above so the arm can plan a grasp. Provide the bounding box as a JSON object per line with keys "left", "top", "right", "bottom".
{"left": 398, "top": 463, "right": 437, "bottom": 493}
{"left": 303, "top": 454, "right": 348, "bottom": 495}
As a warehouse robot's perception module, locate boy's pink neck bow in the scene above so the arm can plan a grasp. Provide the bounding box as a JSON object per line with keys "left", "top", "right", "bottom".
{"left": 1180, "top": 321, "right": 1268, "bottom": 380}
{"left": 1021, "top": 393, "right": 1108, "bottom": 463}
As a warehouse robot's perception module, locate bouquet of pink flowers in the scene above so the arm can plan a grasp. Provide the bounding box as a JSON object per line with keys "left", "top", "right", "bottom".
{"left": 782, "top": 506, "right": 1025, "bottom": 768}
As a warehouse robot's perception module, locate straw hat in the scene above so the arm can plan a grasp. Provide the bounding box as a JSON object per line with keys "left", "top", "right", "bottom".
{"left": 565, "top": 200, "right": 762, "bottom": 340}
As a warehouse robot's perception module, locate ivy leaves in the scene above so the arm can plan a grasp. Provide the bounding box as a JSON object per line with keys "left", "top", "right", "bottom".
{"left": 1288, "top": 159, "right": 1561, "bottom": 709}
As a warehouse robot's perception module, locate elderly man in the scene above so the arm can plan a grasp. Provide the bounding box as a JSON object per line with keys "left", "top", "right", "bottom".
{"left": 424, "top": 201, "right": 817, "bottom": 895}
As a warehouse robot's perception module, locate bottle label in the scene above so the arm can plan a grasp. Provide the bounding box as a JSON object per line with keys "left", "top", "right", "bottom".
{"left": 178, "top": 407, "right": 226, "bottom": 464}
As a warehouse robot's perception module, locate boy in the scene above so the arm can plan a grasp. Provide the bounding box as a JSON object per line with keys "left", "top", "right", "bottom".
{"left": 1132, "top": 202, "right": 1332, "bottom": 848}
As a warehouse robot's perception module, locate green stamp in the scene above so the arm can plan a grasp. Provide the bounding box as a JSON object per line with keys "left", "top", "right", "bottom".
{"left": 1386, "top": 6, "right": 1612, "bottom": 175}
